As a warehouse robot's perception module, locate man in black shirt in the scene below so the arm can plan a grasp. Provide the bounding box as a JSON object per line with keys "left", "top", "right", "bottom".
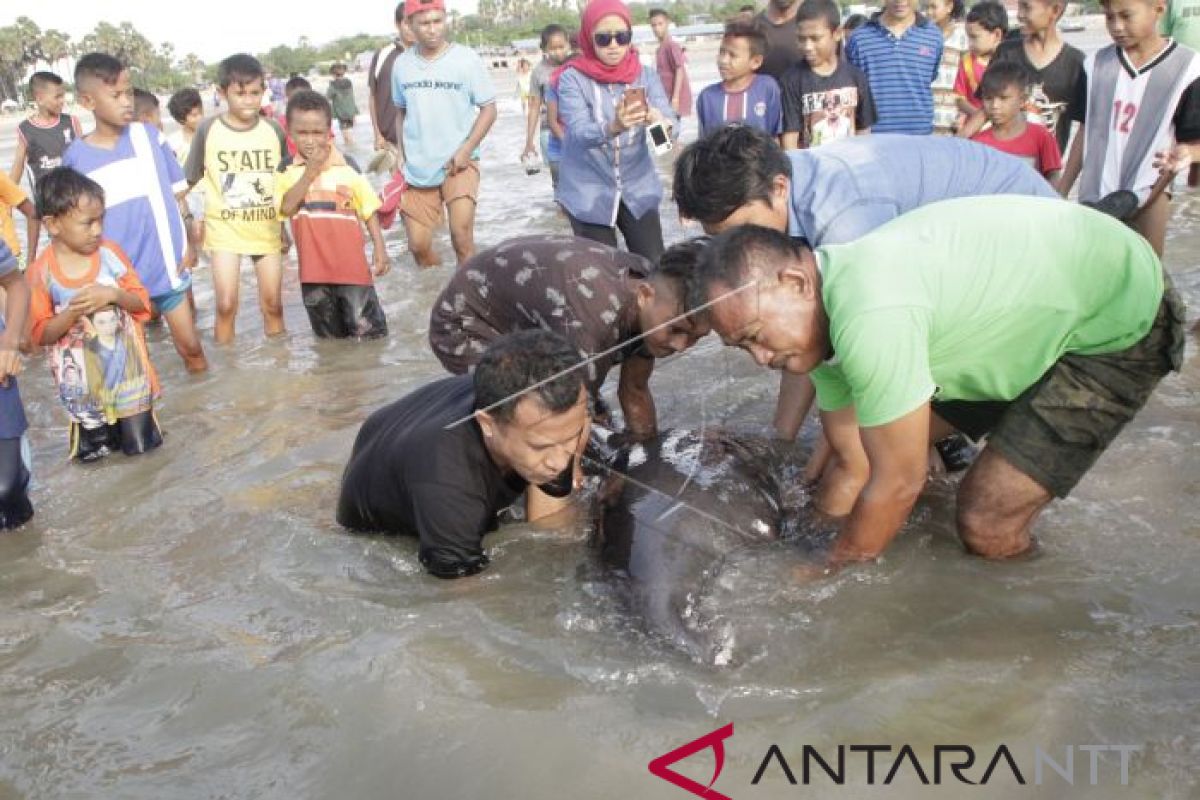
{"left": 337, "top": 330, "right": 591, "bottom": 578}
{"left": 756, "top": 0, "right": 806, "bottom": 81}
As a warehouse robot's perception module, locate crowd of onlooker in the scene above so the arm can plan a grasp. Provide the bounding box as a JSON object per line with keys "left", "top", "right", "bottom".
{"left": 0, "top": 0, "right": 1196, "bottom": 545}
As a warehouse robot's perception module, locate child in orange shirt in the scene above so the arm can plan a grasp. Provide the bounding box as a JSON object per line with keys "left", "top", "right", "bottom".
{"left": 954, "top": 1, "right": 1008, "bottom": 116}
{"left": 27, "top": 168, "right": 162, "bottom": 462}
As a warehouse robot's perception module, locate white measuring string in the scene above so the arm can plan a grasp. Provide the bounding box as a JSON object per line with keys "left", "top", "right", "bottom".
{"left": 443, "top": 279, "right": 757, "bottom": 430}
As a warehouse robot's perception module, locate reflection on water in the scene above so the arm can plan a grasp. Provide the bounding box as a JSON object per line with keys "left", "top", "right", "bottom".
{"left": 1, "top": 66, "right": 1198, "bottom": 799}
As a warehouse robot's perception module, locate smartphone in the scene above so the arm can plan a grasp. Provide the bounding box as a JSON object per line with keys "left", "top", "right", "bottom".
{"left": 647, "top": 121, "right": 673, "bottom": 155}
{"left": 621, "top": 86, "right": 646, "bottom": 109}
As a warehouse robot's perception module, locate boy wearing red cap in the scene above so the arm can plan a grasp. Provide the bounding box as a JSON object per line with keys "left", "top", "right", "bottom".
{"left": 391, "top": 0, "right": 497, "bottom": 268}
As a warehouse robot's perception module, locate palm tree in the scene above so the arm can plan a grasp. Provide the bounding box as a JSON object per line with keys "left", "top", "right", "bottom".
{"left": 182, "top": 53, "right": 205, "bottom": 83}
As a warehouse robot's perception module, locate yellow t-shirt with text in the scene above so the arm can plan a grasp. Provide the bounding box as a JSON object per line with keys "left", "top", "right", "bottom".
{"left": 0, "top": 173, "right": 28, "bottom": 257}
{"left": 185, "top": 116, "right": 287, "bottom": 255}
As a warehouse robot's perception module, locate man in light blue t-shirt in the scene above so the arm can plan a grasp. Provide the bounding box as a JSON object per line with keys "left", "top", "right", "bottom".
{"left": 673, "top": 125, "right": 1060, "bottom": 464}
{"left": 392, "top": 0, "right": 497, "bottom": 267}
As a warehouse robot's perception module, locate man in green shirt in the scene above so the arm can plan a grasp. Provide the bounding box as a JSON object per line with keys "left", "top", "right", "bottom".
{"left": 690, "top": 196, "right": 1185, "bottom": 565}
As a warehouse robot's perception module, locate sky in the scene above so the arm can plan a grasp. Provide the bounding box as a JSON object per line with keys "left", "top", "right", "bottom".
{"left": 4, "top": 0, "right": 480, "bottom": 62}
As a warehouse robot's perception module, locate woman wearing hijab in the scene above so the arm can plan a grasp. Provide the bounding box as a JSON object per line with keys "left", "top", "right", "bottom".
{"left": 555, "top": 0, "right": 678, "bottom": 262}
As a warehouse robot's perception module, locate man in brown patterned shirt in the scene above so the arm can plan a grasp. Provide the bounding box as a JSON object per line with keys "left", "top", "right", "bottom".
{"left": 429, "top": 235, "right": 708, "bottom": 439}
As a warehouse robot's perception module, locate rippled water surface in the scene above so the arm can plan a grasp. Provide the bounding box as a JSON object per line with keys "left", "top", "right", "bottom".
{"left": 0, "top": 48, "right": 1197, "bottom": 799}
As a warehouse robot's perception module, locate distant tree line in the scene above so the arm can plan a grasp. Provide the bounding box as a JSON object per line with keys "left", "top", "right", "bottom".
{"left": 0, "top": 16, "right": 390, "bottom": 104}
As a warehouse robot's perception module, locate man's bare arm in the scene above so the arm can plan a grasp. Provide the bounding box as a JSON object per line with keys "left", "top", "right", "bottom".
{"left": 828, "top": 403, "right": 931, "bottom": 566}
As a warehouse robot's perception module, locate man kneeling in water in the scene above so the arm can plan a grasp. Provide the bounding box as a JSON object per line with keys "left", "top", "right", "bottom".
{"left": 428, "top": 235, "right": 709, "bottom": 441}
{"left": 337, "top": 329, "right": 590, "bottom": 578}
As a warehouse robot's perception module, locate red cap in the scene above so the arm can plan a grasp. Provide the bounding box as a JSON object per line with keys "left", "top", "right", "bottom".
{"left": 405, "top": 0, "right": 445, "bottom": 17}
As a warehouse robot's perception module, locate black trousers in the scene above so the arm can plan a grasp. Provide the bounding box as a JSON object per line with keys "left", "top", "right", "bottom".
{"left": 567, "top": 202, "right": 664, "bottom": 263}
{"left": 71, "top": 409, "right": 163, "bottom": 462}
{"left": 0, "top": 437, "right": 33, "bottom": 530}
{"left": 302, "top": 283, "right": 388, "bottom": 340}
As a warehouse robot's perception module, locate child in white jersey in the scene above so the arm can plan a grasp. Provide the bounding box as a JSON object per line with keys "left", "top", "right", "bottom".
{"left": 1060, "top": 0, "right": 1200, "bottom": 256}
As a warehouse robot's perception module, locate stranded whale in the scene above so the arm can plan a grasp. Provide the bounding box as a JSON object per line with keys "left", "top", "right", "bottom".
{"left": 589, "top": 428, "right": 825, "bottom": 665}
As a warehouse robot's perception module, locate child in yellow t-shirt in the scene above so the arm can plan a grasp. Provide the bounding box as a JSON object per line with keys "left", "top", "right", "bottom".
{"left": 0, "top": 173, "right": 36, "bottom": 267}
{"left": 184, "top": 54, "right": 288, "bottom": 344}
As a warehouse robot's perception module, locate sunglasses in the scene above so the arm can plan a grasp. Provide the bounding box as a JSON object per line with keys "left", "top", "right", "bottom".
{"left": 593, "top": 30, "right": 633, "bottom": 47}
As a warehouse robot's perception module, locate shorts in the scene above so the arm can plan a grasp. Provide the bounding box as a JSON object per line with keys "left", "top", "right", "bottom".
{"left": 932, "top": 284, "right": 1186, "bottom": 497}
{"left": 337, "top": 117, "right": 355, "bottom": 130}
{"left": 301, "top": 283, "right": 388, "bottom": 339}
{"left": 400, "top": 162, "right": 481, "bottom": 229}
{"left": 151, "top": 274, "right": 193, "bottom": 314}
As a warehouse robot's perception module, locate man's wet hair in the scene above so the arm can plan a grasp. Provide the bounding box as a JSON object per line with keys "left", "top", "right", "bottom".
{"left": 673, "top": 125, "right": 792, "bottom": 226}
{"left": 540, "top": 23, "right": 568, "bottom": 49}
{"left": 29, "top": 71, "right": 64, "bottom": 96}
{"left": 966, "top": 0, "right": 1008, "bottom": 33}
{"left": 723, "top": 20, "right": 768, "bottom": 58}
{"left": 133, "top": 88, "right": 159, "bottom": 118}
{"left": 285, "top": 76, "right": 312, "bottom": 94}
{"left": 979, "top": 60, "right": 1029, "bottom": 98}
{"left": 654, "top": 237, "right": 711, "bottom": 303}
{"left": 687, "top": 225, "right": 806, "bottom": 315}
{"left": 287, "top": 89, "right": 333, "bottom": 125}
{"left": 218, "top": 53, "right": 265, "bottom": 89}
{"left": 796, "top": 0, "right": 841, "bottom": 32}
{"left": 74, "top": 53, "right": 125, "bottom": 90}
{"left": 474, "top": 330, "right": 585, "bottom": 423}
{"left": 37, "top": 167, "right": 105, "bottom": 219}
{"left": 649, "top": 8, "right": 671, "bottom": 20}
{"left": 167, "top": 87, "right": 203, "bottom": 123}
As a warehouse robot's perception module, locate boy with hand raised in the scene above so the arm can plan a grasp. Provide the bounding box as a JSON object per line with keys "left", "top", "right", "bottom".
{"left": 277, "top": 91, "right": 390, "bottom": 340}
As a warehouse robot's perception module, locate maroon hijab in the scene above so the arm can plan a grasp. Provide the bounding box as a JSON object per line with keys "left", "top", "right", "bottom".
{"left": 554, "top": 0, "right": 642, "bottom": 87}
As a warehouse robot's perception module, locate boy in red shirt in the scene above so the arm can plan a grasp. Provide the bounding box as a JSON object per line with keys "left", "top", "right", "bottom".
{"left": 972, "top": 61, "right": 1063, "bottom": 182}
{"left": 277, "top": 91, "right": 390, "bottom": 339}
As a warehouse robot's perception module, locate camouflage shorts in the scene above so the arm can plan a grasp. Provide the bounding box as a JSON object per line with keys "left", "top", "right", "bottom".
{"left": 934, "top": 282, "right": 1186, "bottom": 497}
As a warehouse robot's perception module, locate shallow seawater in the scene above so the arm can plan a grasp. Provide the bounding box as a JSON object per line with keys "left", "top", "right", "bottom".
{"left": 0, "top": 61, "right": 1198, "bottom": 799}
